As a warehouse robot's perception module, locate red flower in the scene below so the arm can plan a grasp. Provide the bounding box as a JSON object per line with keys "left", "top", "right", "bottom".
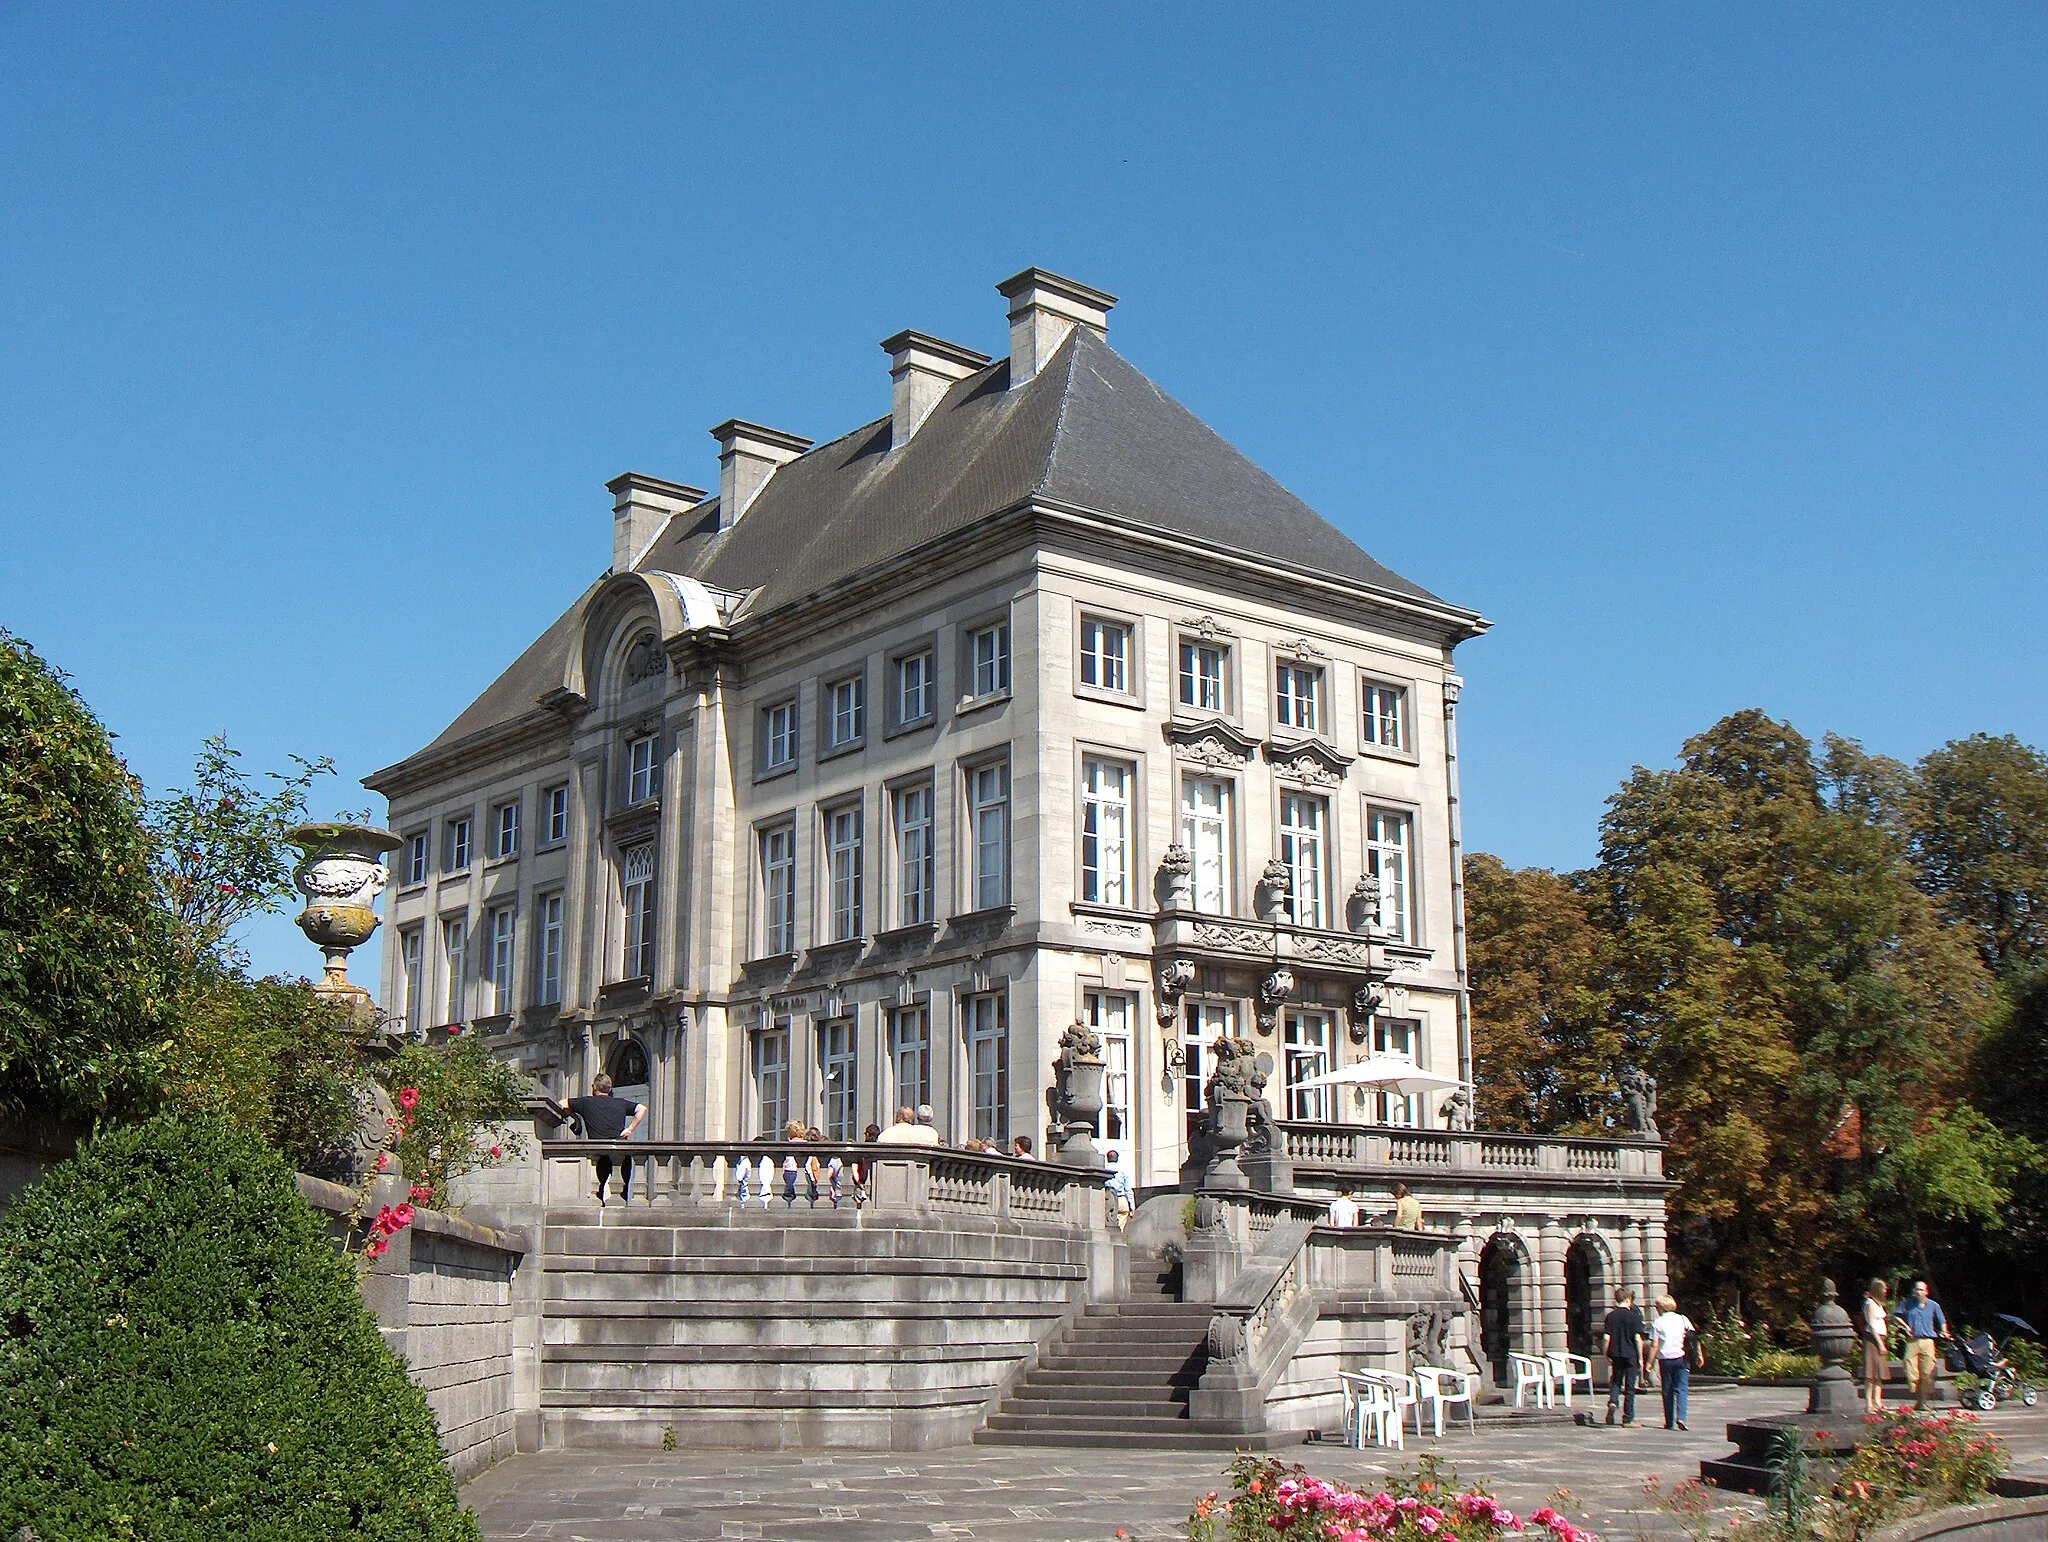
{"left": 391, "top": 1202, "right": 415, "bottom": 1228}
{"left": 396, "top": 1087, "right": 419, "bottom": 1110}
{"left": 409, "top": 1184, "right": 432, "bottom": 1204}
{"left": 373, "top": 1152, "right": 388, "bottom": 1172}
{"left": 489, "top": 1145, "right": 502, "bottom": 1159}
{"left": 447, "top": 1025, "right": 463, "bottom": 1036}
{"left": 365, "top": 1237, "right": 388, "bottom": 1260}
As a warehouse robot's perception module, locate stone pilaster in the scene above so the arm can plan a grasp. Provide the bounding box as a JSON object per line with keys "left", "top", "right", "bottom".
{"left": 1644, "top": 1216, "right": 1668, "bottom": 1309}
{"left": 1619, "top": 1217, "right": 1644, "bottom": 1307}
{"left": 1538, "top": 1218, "right": 1567, "bottom": 1356}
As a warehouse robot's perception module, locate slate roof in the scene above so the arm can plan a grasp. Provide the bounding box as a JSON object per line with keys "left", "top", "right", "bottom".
{"left": 383, "top": 328, "right": 1466, "bottom": 774}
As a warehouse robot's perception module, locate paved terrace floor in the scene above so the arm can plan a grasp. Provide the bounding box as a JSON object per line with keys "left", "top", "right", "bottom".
{"left": 465, "top": 1388, "right": 2048, "bottom": 1542}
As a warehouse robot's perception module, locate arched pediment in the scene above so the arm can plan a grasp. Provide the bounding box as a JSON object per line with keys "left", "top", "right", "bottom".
{"left": 558, "top": 571, "right": 744, "bottom": 702}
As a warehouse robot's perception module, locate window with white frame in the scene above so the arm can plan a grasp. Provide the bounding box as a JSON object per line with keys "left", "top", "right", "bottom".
{"left": 487, "top": 905, "right": 516, "bottom": 1014}
{"left": 819, "top": 1018, "right": 857, "bottom": 1140}
{"left": 969, "top": 621, "right": 1010, "bottom": 698}
{"left": 895, "top": 647, "right": 935, "bottom": 726}
{"left": 444, "top": 816, "right": 472, "bottom": 873}
{"left": 1078, "top": 617, "right": 1130, "bottom": 695}
{"left": 964, "top": 990, "right": 1008, "bottom": 1143}
{"left": 1178, "top": 639, "right": 1228, "bottom": 713}
{"left": 888, "top": 1004, "right": 930, "bottom": 1113}
{"left": 966, "top": 758, "right": 1010, "bottom": 910}
{"left": 1080, "top": 756, "right": 1133, "bottom": 906}
{"left": 1082, "top": 990, "right": 1135, "bottom": 1163}
{"left": 752, "top": 1017, "right": 790, "bottom": 1137}
{"left": 1182, "top": 1000, "right": 1236, "bottom": 1148}
{"left": 1361, "top": 680, "right": 1408, "bottom": 752}
{"left": 759, "top": 822, "right": 796, "bottom": 955}
{"left": 1275, "top": 662, "right": 1322, "bottom": 734}
{"left": 626, "top": 734, "right": 658, "bottom": 805}
{"left": 892, "top": 780, "right": 934, "bottom": 927}
{"left": 399, "top": 926, "right": 424, "bottom": 1030}
{"left": 761, "top": 700, "right": 797, "bottom": 773}
{"left": 1283, "top": 1009, "right": 1333, "bottom": 1122}
{"left": 535, "top": 892, "right": 563, "bottom": 1006}
{"left": 826, "top": 674, "right": 864, "bottom": 750}
{"left": 826, "top": 803, "right": 863, "bottom": 941}
{"left": 405, "top": 832, "right": 429, "bottom": 886}
{"left": 619, "top": 842, "right": 656, "bottom": 980}
{"left": 1279, "top": 792, "right": 1328, "bottom": 928}
{"left": 1365, "top": 806, "right": 1415, "bottom": 943}
{"left": 440, "top": 915, "right": 467, "bottom": 1025}
{"left": 543, "top": 784, "right": 569, "bottom": 846}
{"left": 1180, "top": 776, "right": 1233, "bottom": 914}
{"left": 1372, "top": 1016, "right": 1422, "bottom": 1125}
{"left": 493, "top": 800, "right": 520, "bottom": 859}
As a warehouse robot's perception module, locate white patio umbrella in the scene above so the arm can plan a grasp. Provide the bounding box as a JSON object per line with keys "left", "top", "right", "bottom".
{"left": 1291, "top": 1056, "right": 1467, "bottom": 1096}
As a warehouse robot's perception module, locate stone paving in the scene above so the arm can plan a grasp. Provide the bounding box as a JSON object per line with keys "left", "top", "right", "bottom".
{"left": 463, "top": 1387, "right": 2048, "bottom": 1542}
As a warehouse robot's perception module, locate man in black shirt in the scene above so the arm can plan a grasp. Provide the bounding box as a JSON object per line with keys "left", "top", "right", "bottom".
{"left": 1602, "top": 1286, "right": 1648, "bottom": 1426}
{"left": 566, "top": 1073, "right": 647, "bottom": 1205}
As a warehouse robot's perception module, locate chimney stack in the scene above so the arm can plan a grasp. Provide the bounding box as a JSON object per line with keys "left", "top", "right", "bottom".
{"left": 709, "top": 420, "right": 812, "bottom": 529}
{"left": 606, "top": 472, "right": 706, "bottom": 573}
{"left": 880, "top": 330, "right": 990, "bottom": 448}
{"left": 996, "top": 267, "right": 1117, "bottom": 384}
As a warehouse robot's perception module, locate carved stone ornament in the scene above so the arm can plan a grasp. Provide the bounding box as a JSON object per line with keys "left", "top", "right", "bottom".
{"left": 1261, "top": 856, "right": 1291, "bottom": 890}
{"left": 1159, "top": 844, "right": 1194, "bottom": 880}
{"left": 1207, "top": 1312, "right": 1249, "bottom": 1363}
{"left": 1276, "top": 637, "right": 1329, "bottom": 664}
{"left": 1057, "top": 1020, "right": 1104, "bottom": 1065}
{"left": 1192, "top": 1195, "right": 1229, "bottom": 1232}
{"left": 1163, "top": 717, "right": 1258, "bottom": 768}
{"left": 1292, "top": 934, "right": 1369, "bottom": 966}
{"left": 1349, "top": 872, "right": 1382, "bottom": 934}
{"left": 1192, "top": 922, "right": 1271, "bottom": 953}
{"left": 623, "top": 630, "right": 666, "bottom": 686}
{"left": 1255, "top": 966, "right": 1295, "bottom": 1034}
{"left": 1177, "top": 614, "right": 1232, "bottom": 640}
{"left": 1079, "top": 917, "right": 1145, "bottom": 939}
{"left": 1264, "top": 738, "right": 1352, "bottom": 788}
{"left": 1621, "top": 1068, "right": 1661, "bottom": 1141}
{"left": 1155, "top": 957, "right": 1197, "bottom": 1026}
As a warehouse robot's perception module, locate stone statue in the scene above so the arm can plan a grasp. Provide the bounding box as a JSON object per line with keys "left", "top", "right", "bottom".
{"left": 1440, "top": 1088, "right": 1473, "bottom": 1132}
{"left": 1621, "top": 1068, "right": 1661, "bottom": 1141}
{"left": 1407, "top": 1306, "right": 1451, "bottom": 1367}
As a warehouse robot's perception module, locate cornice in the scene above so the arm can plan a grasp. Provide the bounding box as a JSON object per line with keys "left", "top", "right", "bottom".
{"left": 363, "top": 708, "right": 570, "bottom": 799}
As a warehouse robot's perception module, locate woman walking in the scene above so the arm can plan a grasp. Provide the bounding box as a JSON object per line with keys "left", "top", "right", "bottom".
{"left": 1862, "top": 1280, "right": 1890, "bottom": 1413}
{"left": 1650, "top": 1294, "right": 1696, "bottom": 1431}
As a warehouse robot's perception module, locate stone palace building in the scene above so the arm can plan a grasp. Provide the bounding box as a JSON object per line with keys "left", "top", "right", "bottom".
{"left": 367, "top": 269, "right": 1668, "bottom": 1405}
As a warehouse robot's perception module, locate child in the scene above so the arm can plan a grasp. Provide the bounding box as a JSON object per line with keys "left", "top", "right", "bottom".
{"left": 1103, "top": 1150, "right": 1135, "bottom": 1229}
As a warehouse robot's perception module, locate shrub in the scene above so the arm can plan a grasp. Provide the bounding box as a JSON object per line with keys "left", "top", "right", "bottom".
{"left": 0, "top": 1113, "right": 478, "bottom": 1540}
{"left": 380, "top": 1033, "right": 529, "bottom": 1206}
{"left": 1832, "top": 1409, "right": 2008, "bottom": 1537}
{"left": 1746, "top": 1350, "right": 1822, "bottom": 1381}
{"left": 1701, "top": 1307, "right": 1761, "bottom": 1376}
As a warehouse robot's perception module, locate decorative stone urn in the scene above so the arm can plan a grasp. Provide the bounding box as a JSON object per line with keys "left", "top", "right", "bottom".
{"left": 1157, "top": 844, "right": 1194, "bottom": 909}
{"left": 1806, "top": 1279, "right": 1860, "bottom": 1417}
{"left": 1255, "top": 857, "right": 1292, "bottom": 922}
{"left": 1348, "top": 871, "right": 1382, "bottom": 934}
{"left": 1053, "top": 1021, "right": 1108, "bottom": 1170}
{"left": 287, "top": 822, "right": 402, "bottom": 1023}
{"left": 1205, "top": 1095, "right": 1251, "bottom": 1190}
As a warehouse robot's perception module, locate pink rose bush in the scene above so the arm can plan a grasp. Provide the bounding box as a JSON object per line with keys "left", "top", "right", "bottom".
{"left": 1186, "top": 1455, "right": 1594, "bottom": 1542}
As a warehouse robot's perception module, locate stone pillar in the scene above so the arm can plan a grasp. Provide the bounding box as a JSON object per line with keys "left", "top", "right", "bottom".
{"left": 1450, "top": 1215, "right": 1479, "bottom": 1374}
{"left": 1538, "top": 1218, "right": 1567, "bottom": 1357}
{"left": 1643, "top": 1216, "right": 1668, "bottom": 1309}
{"left": 1619, "top": 1218, "right": 1644, "bottom": 1307}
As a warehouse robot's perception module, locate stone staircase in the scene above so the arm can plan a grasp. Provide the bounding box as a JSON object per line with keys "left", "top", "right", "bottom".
{"left": 977, "top": 1252, "right": 1293, "bottom": 1449}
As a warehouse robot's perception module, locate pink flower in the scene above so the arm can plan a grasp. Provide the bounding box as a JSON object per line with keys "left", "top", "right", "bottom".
{"left": 365, "top": 1237, "right": 388, "bottom": 1260}
{"left": 373, "top": 1152, "right": 388, "bottom": 1172}
{"left": 391, "top": 1202, "right": 415, "bottom": 1228}
{"left": 409, "top": 1184, "right": 432, "bottom": 1204}
{"left": 447, "top": 1024, "right": 463, "bottom": 1036}
{"left": 490, "top": 1145, "right": 502, "bottom": 1159}
{"left": 396, "top": 1087, "right": 419, "bottom": 1110}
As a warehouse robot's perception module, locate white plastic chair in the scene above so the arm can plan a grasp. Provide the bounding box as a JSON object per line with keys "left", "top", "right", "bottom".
{"left": 1509, "top": 1352, "right": 1553, "bottom": 1409}
{"left": 1340, "top": 1373, "right": 1400, "bottom": 1449}
{"left": 1361, "top": 1368, "right": 1421, "bottom": 1438}
{"left": 1414, "top": 1364, "right": 1477, "bottom": 1435}
{"left": 1547, "top": 1351, "right": 1594, "bottom": 1408}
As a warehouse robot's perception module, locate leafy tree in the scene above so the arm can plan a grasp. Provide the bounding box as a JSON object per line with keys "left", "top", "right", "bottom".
{"left": 1860, "top": 1103, "right": 2044, "bottom": 1278}
{"left": 0, "top": 631, "right": 175, "bottom": 1122}
{"left": 1908, "top": 733, "right": 2048, "bottom": 978}
{"left": 1463, "top": 853, "right": 1618, "bottom": 1133}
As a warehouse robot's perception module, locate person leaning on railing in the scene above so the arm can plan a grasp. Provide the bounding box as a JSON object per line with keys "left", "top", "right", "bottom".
{"left": 876, "top": 1106, "right": 939, "bottom": 1146}
{"left": 565, "top": 1074, "right": 646, "bottom": 1206}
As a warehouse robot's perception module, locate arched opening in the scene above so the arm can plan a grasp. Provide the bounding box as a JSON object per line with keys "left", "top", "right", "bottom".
{"left": 607, "top": 1037, "right": 653, "bottom": 1130}
{"left": 1477, "top": 1235, "right": 1529, "bottom": 1386}
{"left": 1566, "top": 1235, "right": 1607, "bottom": 1359}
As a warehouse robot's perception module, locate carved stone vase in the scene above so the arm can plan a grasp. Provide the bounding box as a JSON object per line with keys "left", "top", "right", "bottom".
{"left": 1807, "top": 1280, "right": 1860, "bottom": 1417}
{"left": 1204, "top": 1094, "right": 1251, "bottom": 1190}
{"left": 287, "top": 821, "right": 403, "bottom": 1023}
{"left": 1057, "top": 1055, "right": 1107, "bottom": 1170}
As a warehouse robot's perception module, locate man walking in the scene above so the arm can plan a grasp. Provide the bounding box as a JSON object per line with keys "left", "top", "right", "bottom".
{"left": 1899, "top": 1279, "right": 1950, "bottom": 1409}
{"left": 1603, "top": 1286, "right": 1648, "bottom": 1426}
{"left": 566, "top": 1073, "right": 646, "bottom": 1205}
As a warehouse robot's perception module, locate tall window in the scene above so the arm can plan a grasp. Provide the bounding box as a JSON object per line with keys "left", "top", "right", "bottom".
{"left": 493, "top": 800, "right": 520, "bottom": 859}
{"left": 1080, "top": 756, "right": 1133, "bottom": 906}
{"left": 544, "top": 784, "right": 569, "bottom": 845}
{"left": 619, "top": 843, "right": 656, "bottom": 979}
{"left": 1083, "top": 990, "right": 1135, "bottom": 1167}
{"left": 896, "top": 649, "right": 935, "bottom": 725}
{"left": 444, "top": 816, "right": 472, "bottom": 873}
{"left": 1279, "top": 792, "right": 1327, "bottom": 928}
{"left": 888, "top": 1005, "right": 931, "bottom": 1113}
{"left": 827, "top": 675, "right": 864, "bottom": 749}
{"left": 1373, "top": 1017, "right": 1422, "bottom": 1126}
{"left": 893, "top": 781, "right": 934, "bottom": 927}
{"left": 1182, "top": 1001, "right": 1236, "bottom": 1148}
{"left": 1362, "top": 682, "right": 1407, "bottom": 751}
{"left": 1275, "top": 663, "right": 1321, "bottom": 734}
{"left": 405, "top": 832, "right": 429, "bottom": 886}
{"left": 1365, "top": 807, "right": 1414, "bottom": 942}
{"left": 626, "top": 734, "right": 658, "bottom": 805}
{"left": 752, "top": 1017, "right": 790, "bottom": 1137}
{"left": 440, "top": 916, "right": 467, "bottom": 1025}
{"left": 967, "top": 759, "right": 1010, "bottom": 910}
{"left": 535, "top": 892, "right": 563, "bottom": 1006}
{"left": 970, "top": 621, "right": 1010, "bottom": 698}
{"left": 1079, "top": 618, "right": 1130, "bottom": 694}
{"left": 399, "top": 927, "right": 424, "bottom": 1030}
{"left": 1181, "top": 777, "right": 1232, "bottom": 914}
{"left": 826, "top": 803, "right": 863, "bottom": 941}
{"left": 1178, "top": 639, "right": 1227, "bottom": 713}
{"left": 760, "top": 823, "right": 796, "bottom": 954}
{"left": 488, "top": 905, "right": 516, "bottom": 1014}
{"left": 964, "top": 991, "right": 1008, "bottom": 1143}
{"left": 762, "top": 700, "right": 797, "bottom": 772}
{"left": 819, "top": 1018, "right": 857, "bottom": 1140}
{"left": 1284, "top": 1010, "right": 1332, "bottom": 1122}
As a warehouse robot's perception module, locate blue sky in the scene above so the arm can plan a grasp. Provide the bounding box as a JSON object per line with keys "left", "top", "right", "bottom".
{"left": 4, "top": 7, "right": 2043, "bottom": 985}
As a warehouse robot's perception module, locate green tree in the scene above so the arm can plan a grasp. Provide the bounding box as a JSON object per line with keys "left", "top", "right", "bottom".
{"left": 1860, "top": 1103, "right": 2044, "bottom": 1278}
{"left": 0, "top": 631, "right": 175, "bottom": 1122}
{"left": 1463, "top": 853, "right": 1618, "bottom": 1133}
{"left": 1908, "top": 733, "right": 2048, "bottom": 978}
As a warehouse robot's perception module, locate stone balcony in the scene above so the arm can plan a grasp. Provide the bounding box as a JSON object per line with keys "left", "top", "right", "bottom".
{"left": 1275, "top": 1121, "right": 1668, "bottom": 1190}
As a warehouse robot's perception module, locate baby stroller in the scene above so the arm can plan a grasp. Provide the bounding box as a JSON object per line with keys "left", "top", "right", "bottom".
{"left": 1947, "top": 1315, "right": 2041, "bottom": 1411}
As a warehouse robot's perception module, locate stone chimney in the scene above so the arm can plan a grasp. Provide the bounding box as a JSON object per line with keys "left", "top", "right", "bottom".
{"left": 996, "top": 267, "right": 1117, "bottom": 385}
{"left": 880, "top": 330, "right": 990, "bottom": 448}
{"left": 709, "top": 420, "right": 812, "bottom": 528}
{"left": 606, "top": 472, "right": 706, "bottom": 573}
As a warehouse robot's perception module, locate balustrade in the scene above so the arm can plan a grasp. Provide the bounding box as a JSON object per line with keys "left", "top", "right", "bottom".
{"left": 1274, "top": 1121, "right": 1662, "bottom": 1186}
